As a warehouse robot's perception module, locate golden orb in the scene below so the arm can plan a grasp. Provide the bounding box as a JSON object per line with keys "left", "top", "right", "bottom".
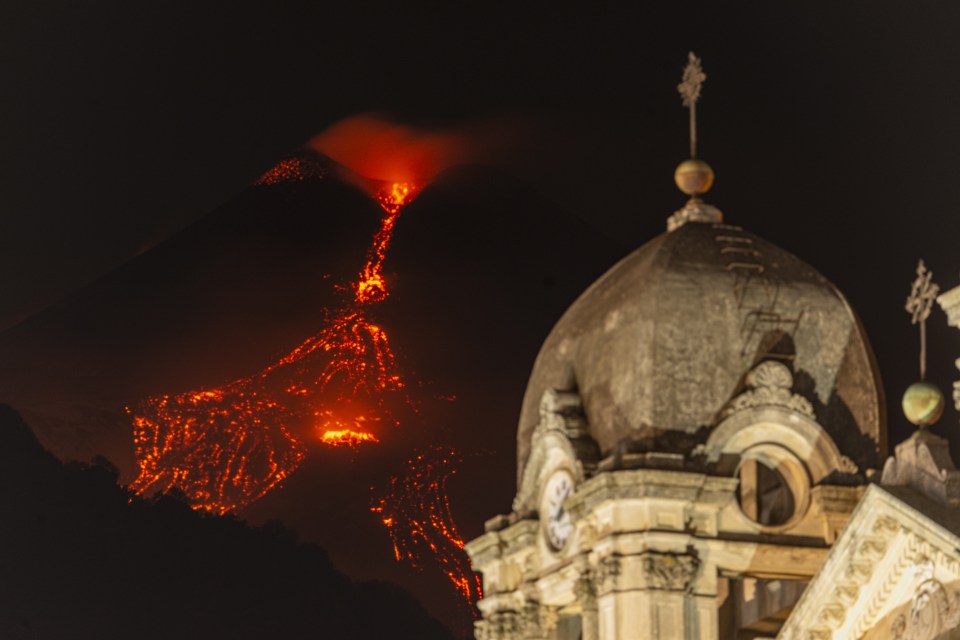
{"left": 674, "top": 158, "right": 715, "bottom": 196}
{"left": 902, "top": 381, "right": 945, "bottom": 427}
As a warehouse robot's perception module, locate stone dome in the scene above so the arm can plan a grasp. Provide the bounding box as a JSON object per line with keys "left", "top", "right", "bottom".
{"left": 516, "top": 220, "right": 885, "bottom": 484}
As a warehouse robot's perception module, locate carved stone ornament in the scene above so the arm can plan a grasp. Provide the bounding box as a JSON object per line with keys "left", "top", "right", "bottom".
{"left": 641, "top": 551, "right": 701, "bottom": 592}
{"left": 574, "top": 569, "right": 598, "bottom": 606}
{"left": 596, "top": 555, "right": 622, "bottom": 592}
{"left": 667, "top": 198, "right": 723, "bottom": 232}
{"left": 475, "top": 610, "right": 522, "bottom": 640}
{"left": 722, "top": 360, "right": 815, "bottom": 419}
{"left": 519, "top": 601, "right": 557, "bottom": 639}
{"left": 891, "top": 562, "right": 960, "bottom": 640}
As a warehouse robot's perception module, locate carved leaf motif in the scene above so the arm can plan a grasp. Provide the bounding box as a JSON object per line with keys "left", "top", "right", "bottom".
{"left": 873, "top": 515, "right": 900, "bottom": 535}
{"left": 641, "top": 552, "right": 700, "bottom": 591}
{"left": 483, "top": 611, "right": 522, "bottom": 639}
{"left": 574, "top": 570, "right": 597, "bottom": 602}
{"left": 596, "top": 555, "right": 621, "bottom": 590}
{"left": 858, "top": 536, "right": 887, "bottom": 559}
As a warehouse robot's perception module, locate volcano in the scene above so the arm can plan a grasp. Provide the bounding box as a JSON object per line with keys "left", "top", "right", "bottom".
{"left": 0, "top": 150, "right": 627, "bottom": 632}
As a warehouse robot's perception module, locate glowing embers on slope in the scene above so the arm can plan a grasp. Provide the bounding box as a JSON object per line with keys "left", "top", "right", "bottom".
{"left": 254, "top": 155, "right": 328, "bottom": 186}
{"left": 372, "top": 446, "right": 482, "bottom": 610}
{"left": 130, "top": 182, "right": 420, "bottom": 513}
{"left": 131, "top": 388, "right": 305, "bottom": 513}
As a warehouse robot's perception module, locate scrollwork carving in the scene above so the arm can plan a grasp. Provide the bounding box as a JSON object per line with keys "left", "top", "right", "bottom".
{"left": 536, "top": 388, "right": 587, "bottom": 438}
{"left": 723, "top": 360, "right": 815, "bottom": 419}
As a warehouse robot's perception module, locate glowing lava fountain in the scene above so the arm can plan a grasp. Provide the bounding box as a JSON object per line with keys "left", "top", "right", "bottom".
{"left": 372, "top": 446, "right": 483, "bottom": 611}
{"left": 129, "top": 178, "right": 422, "bottom": 514}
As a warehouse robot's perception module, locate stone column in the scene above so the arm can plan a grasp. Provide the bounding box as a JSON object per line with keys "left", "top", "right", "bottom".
{"left": 575, "top": 570, "right": 600, "bottom": 640}
{"left": 594, "top": 551, "right": 707, "bottom": 640}
{"left": 938, "top": 284, "right": 960, "bottom": 413}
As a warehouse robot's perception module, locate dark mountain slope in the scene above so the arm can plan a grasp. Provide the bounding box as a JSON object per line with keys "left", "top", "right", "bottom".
{"left": 0, "top": 404, "right": 452, "bottom": 640}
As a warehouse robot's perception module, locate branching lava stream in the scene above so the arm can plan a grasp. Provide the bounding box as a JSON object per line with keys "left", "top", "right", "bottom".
{"left": 129, "top": 180, "right": 420, "bottom": 512}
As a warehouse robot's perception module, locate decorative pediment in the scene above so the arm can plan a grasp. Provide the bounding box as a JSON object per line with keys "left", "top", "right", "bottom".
{"left": 778, "top": 485, "right": 960, "bottom": 640}
{"left": 705, "top": 404, "right": 855, "bottom": 484}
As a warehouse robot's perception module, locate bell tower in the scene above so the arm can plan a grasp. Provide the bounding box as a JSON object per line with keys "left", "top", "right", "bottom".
{"left": 465, "top": 54, "right": 883, "bottom": 640}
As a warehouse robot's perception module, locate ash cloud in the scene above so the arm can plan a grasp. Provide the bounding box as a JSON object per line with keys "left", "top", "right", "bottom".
{"left": 308, "top": 113, "right": 520, "bottom": 184}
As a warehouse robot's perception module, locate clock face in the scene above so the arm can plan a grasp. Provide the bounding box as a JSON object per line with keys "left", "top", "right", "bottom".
{"left": 541, "top": 470, "right": 575, "bottom": 551}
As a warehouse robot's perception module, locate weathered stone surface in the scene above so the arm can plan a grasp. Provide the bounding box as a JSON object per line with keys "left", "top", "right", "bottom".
{"left": 881, "top": 429, "right": 960, "bottom": 506}
{"left": 517, "top": 221, "right": 885, "bottom": 484}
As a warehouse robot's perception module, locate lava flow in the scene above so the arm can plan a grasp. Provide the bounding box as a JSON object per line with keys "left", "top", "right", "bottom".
{"left": 131, "top": 156, "right": 478, "bottom": 614}
{"left": 129, "top": 178, "right": 421, "bottom": 513}
{"left": 372, "top": 446, "right": 483, "bottom": 612}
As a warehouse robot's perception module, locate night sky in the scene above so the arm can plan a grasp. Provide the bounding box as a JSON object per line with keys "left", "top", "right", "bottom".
{"left": 3, "top": 1, "right": 960, "bottom": 635}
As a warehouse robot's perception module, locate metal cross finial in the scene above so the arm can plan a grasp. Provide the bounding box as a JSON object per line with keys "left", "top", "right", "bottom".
{"left": 678, "top": 52, "right": 706, "bottom": 158}
{"left": 906, "top": 259, "right": 940, "bottom": 380}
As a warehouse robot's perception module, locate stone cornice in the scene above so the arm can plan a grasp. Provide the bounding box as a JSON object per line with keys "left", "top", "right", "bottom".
{"left": 565, "top": 468, "right": 736, "bottom": 518}
{"left": 466, "top": 518, "right": 540, "bottom": 566}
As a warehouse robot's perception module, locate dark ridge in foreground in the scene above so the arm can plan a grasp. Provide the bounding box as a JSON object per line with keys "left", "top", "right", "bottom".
{"left": 0, "top": 404, "right": 453, "bottom": 640}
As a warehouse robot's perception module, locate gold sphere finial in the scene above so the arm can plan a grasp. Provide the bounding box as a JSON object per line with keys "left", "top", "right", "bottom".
{"left": 674, "top": 158, "right": 714, "bottom": 196}
{"left": 902, "top": 381, "right": 945, "bottom": 428}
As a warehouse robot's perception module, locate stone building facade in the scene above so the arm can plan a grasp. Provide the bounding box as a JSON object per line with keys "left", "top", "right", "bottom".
{"left": 465, "top": 195, "right": 960, "bottom": 639}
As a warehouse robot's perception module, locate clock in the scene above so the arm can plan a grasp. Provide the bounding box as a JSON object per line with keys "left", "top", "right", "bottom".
{"left": 541, "top": 470, "right": 575, "bottom": 550}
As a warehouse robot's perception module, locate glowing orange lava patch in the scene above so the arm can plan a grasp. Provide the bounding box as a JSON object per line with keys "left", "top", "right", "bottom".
{"left": 372, "top": 446, "right": 482, "bottom": 611}
{"left": 319, "top": 429, "right": 379, "bottom": 448}
{"left": 129, "top": 180, "right": 421, "bottom": 514}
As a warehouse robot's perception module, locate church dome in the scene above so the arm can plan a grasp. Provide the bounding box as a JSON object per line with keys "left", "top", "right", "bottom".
{"left": 516, "top": 218, "right": 886, "bottom": 484}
